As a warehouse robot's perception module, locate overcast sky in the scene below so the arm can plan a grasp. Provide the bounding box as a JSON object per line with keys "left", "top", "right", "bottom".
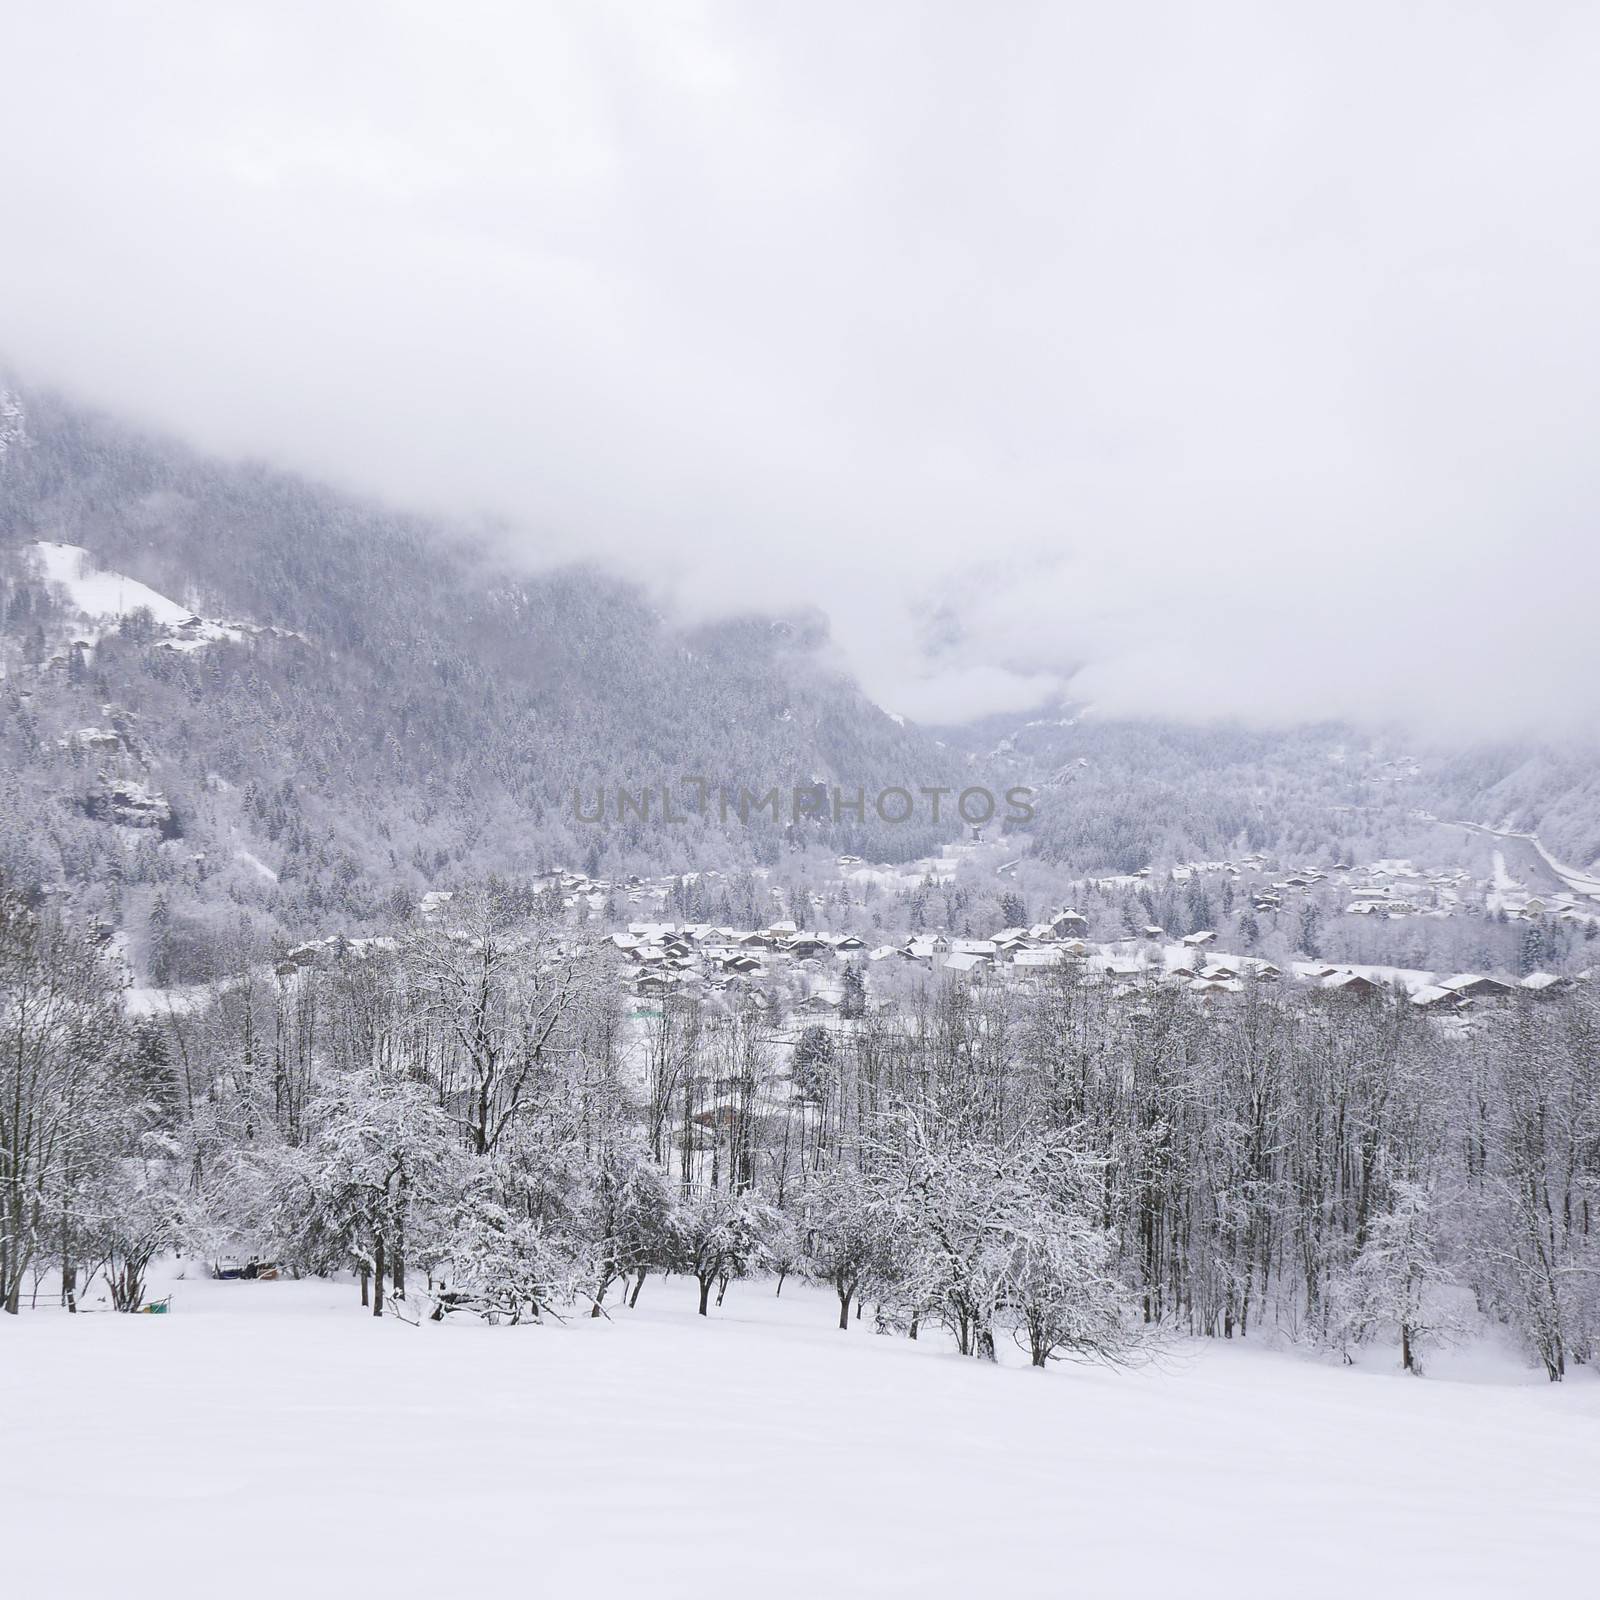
{"left": 3, "top": 3, "right": 1598, "bottom": 736}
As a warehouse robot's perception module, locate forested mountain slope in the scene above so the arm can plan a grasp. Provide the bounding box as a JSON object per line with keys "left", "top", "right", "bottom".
{"left": 0, "top": 388, "right": 963, "bottom": 958}
{"left": 935, "top": 703, "right": 1600, "bottom": 877}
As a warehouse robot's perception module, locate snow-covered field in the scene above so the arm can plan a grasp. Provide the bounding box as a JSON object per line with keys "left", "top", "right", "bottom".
{"left": 4, "top": 1275, "right": 1598, "bottom": 1599}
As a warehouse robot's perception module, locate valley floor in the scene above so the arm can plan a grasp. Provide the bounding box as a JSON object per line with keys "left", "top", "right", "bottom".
{"left": 3, "top": 1274, "right": 1599, "bottom": 1599}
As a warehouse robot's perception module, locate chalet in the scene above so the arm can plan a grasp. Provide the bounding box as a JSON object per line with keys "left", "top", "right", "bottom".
{"left": 1047, "top": 911, "right": 1089, "bottom": 938}
{"left": 1410, "top": 985, "right": 1462, "bottom": 1010}
{"left": 691, "top": 1104, "right": 744, "bottom": 1132}
{"left": 941, "top": 951, "right": 988, "bottom": 976}
{"left": 1188, "top": 976, "right": 1241, "bottom": 997}
{"left": 1012, "top": 947, "right": 1067, "bottom": 970}
{"left": 1520, "top": 971, "right": 1573, "bottom": 997}
{"left": 1322, "top": 972, "right": 1384, "bottom": 999}
{"left": 1438, "top": 974, "right": 1516, "bottom": 1002}
{"left": 1181, "top": 930, "right": 1217, "bottom": 948}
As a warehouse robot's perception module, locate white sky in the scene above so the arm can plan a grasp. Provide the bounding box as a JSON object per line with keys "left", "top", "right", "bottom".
{"left": 3, "top": 3, "right": 1598, "bottom": 736}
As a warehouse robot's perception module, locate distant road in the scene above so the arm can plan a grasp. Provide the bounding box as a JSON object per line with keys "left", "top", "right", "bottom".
{"left": 1446, "top": 821, "right": 1600, "bottom": 903}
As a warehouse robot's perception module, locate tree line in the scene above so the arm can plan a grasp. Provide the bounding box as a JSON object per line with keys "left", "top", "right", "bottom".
{"left": 3, "top": 882, "right": 1597, "bottom": 1379}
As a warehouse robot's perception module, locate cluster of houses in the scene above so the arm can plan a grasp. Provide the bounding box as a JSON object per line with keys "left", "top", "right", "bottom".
{"left": 604, "top": 897, "right": 1586, "bottom": 1021}
{"left": 1169, "top": 851, "right": 1587, "bottom": 927}
{"left": 607, "top": 910, "right": 1095, "bottom": 1009}
{"left": 612, "top": 919, "right": 867, "bottom": 1001}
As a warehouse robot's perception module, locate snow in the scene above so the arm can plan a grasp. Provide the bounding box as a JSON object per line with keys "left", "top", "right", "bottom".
{"left": 1527, "top": 834, "right": 1600, "bottom": 901}
{"left": 235, "top": 848, "right": 278, "bottom": 883}
{"left": 3, "top": 1272, "right": 1597, "bottom": 1599}
{"left": 122, "top": 981, "right": 215, "bottom": 1018}
{"left": 26, "top": 541, "right": 264, "bottom": 653}
{"left": 29, "top": 541, "right": 193, "bottom": 627}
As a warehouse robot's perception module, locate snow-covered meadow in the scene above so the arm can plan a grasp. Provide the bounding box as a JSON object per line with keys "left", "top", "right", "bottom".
{"left": 5, "top": 1271, "right": 1598, "bottom": 1600}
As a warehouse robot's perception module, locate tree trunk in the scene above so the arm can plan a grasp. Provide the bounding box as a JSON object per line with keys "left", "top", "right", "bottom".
{"left": 629, "top": 1271, "right": 647, "bottom": 1308}
{"left": 698, "top": 1275, "right": 712, "bottom": 1316}
{"left": 372, "top": 1236, "right": 386, "bottom": 1317}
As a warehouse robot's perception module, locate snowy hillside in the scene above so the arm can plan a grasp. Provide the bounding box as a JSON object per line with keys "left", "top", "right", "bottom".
{"left": 27, "top": 539, "right": 274, "bottom": 652}
{"left": 5, "top": 1272, "right": 1597, "bottom": 1600}
{"left": 29, "top": 540, "right": 196, "bottom": 627}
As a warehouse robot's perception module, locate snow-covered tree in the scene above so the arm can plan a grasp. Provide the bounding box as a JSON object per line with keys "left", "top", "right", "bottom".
{"left": 1333, "top": 1181, "right": 1463, "bottom": 1373}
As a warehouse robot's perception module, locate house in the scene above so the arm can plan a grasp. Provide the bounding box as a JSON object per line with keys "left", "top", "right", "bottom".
{"left": 1047, "top": 911, "right": 1089, "bottom": 938}
{"left": 1012, "top": 947, "right": 1067, "bottom": 970}
{"left": 1181, "top": 930, "right": 1217, "bottom": 948}
{"left": 1438, "top": 974, "right": 1516, "bottom": 1002}
{"left": 1411, "top": 985, "right": 1462, "bottom": 1010}
{"left": 1520, "top": 971, "right": 1573, "bottom": 997}
{"left": 1322, "top": 972, "right": 1384, "bottom": 999}
{"left": 941, "top": 951, "right": 988, "bottom": 976}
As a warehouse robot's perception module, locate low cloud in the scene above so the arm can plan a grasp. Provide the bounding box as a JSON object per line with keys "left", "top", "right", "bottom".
{"left": 3, "top": 3, "right": 1597, "bottom": 737}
